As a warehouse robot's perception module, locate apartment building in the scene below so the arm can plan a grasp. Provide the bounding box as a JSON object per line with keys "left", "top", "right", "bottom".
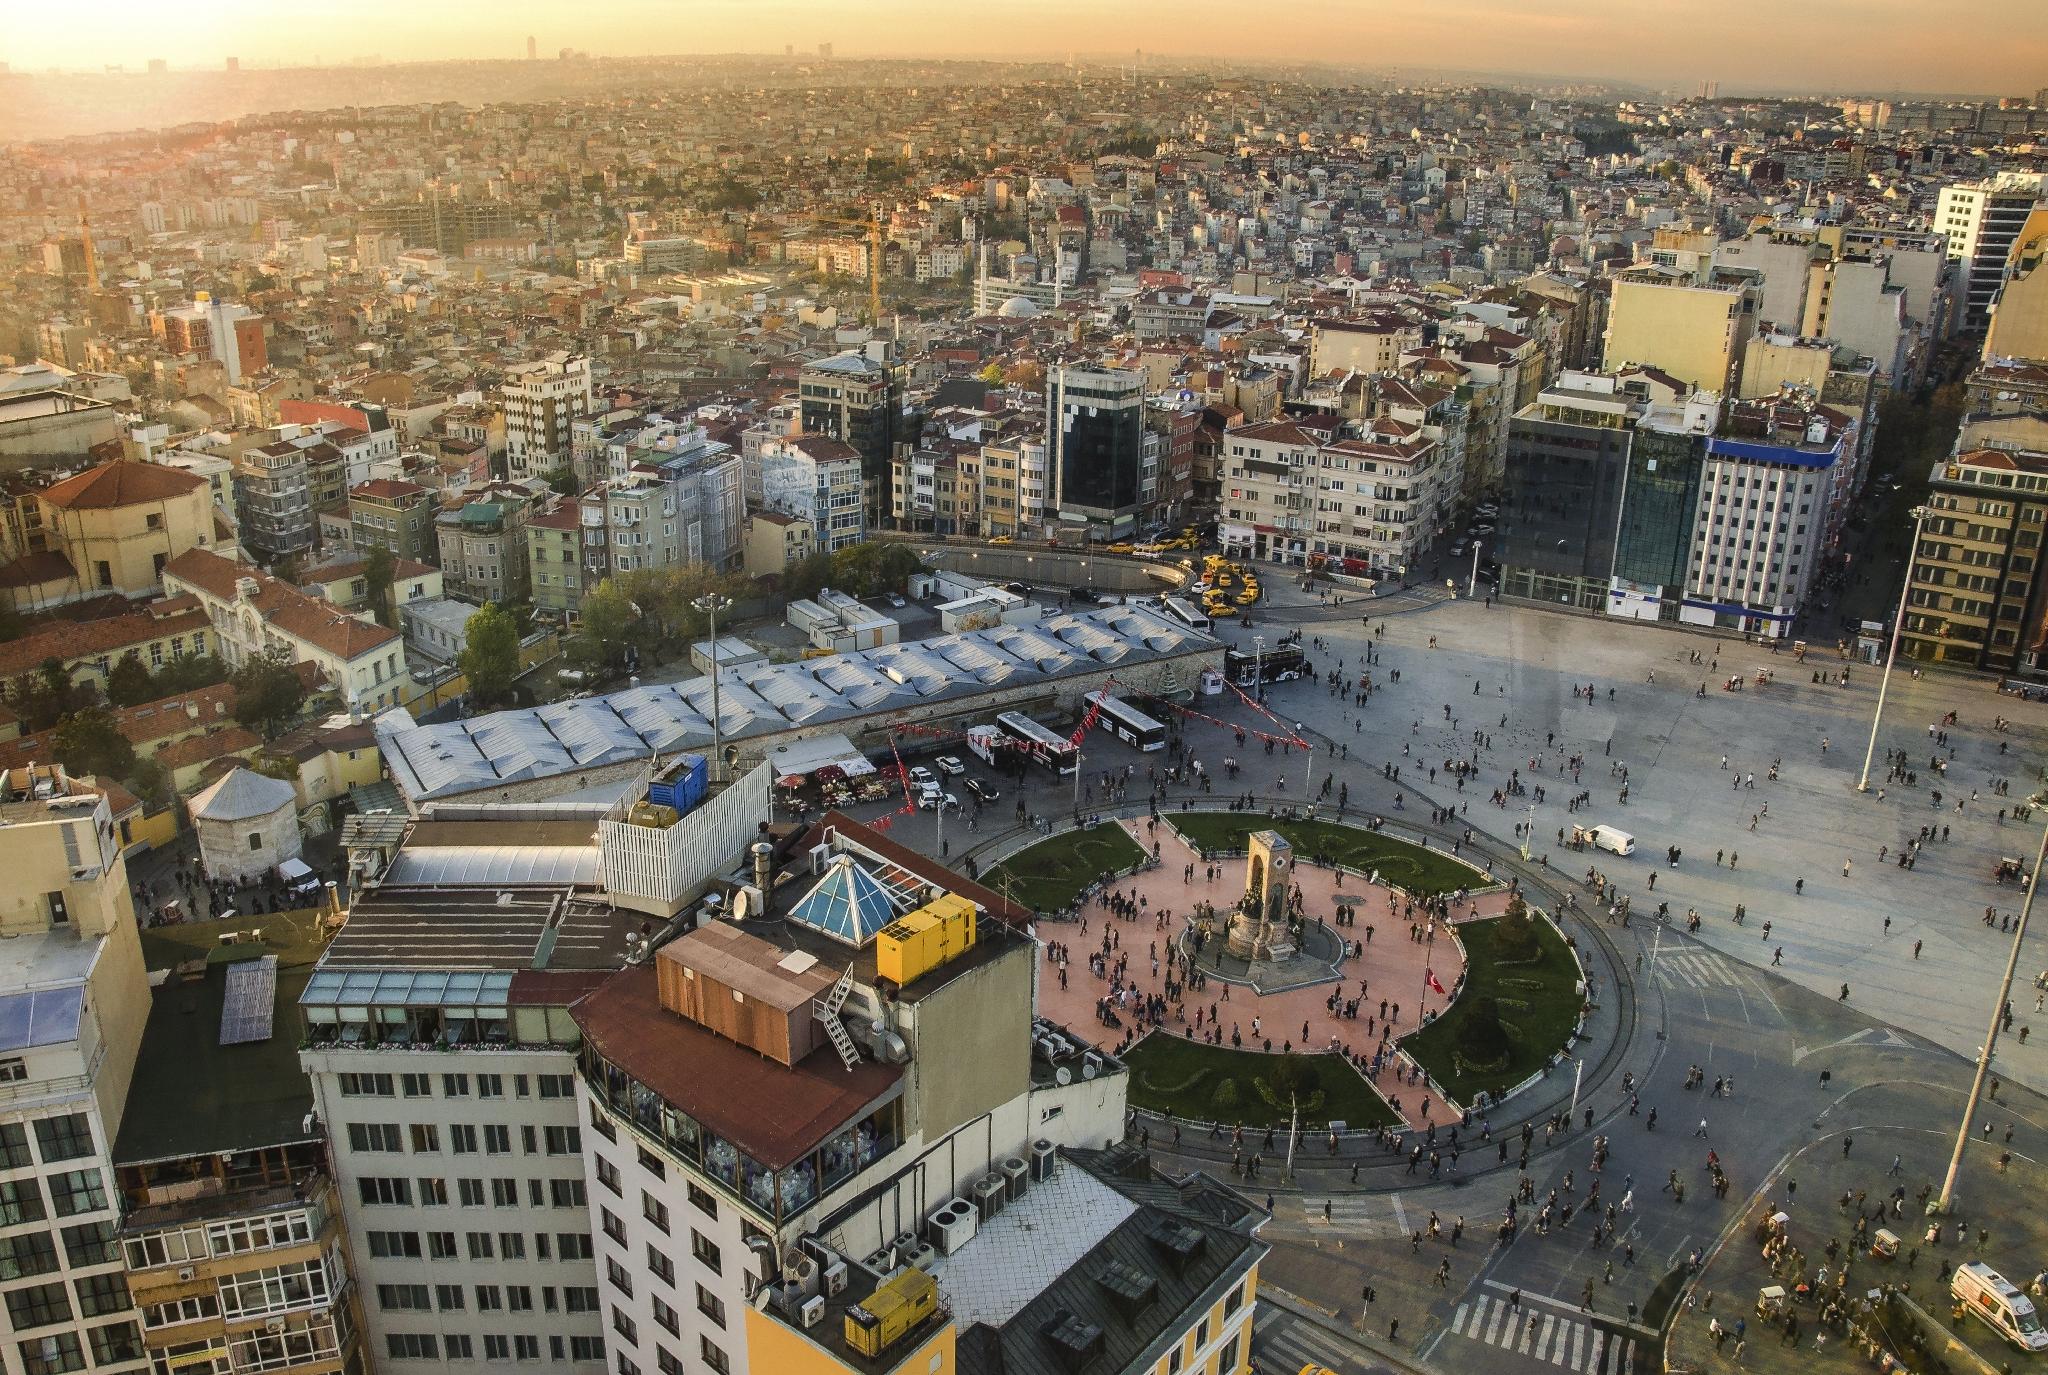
{"left": 348, "top": 479, "right": 436, "bottom": 564}
{"left": 598, "top": 445, "right": 745, "bottom": 579}
{"left": 1902, "top": 447, "right": 2048, "bottom": 673}
{"left": 570, "top": 811, "right": 1129, "bottom": 1375}
{"left": 113, "top": 915, "right": 366, "bottom": 1375}
{"left": 1937, "top": 175, "right": 2045, "bottom": 332}
{"left": 972, "top": 429, "right": 1048, "bottom": 539}
{"left": 757, "top": 436, "right": 864, "bottom": 552}
{"left": 1217, "top": 414, "right": 1441, "bottom": 574}
{"left": 526, "top": 499, "right": 586, "bottom": 617}
{"left": 0, "top": 765, "right": 151, "bottom": 1375}
{"left": 0, "top": 459, "right": 214, "bottom": 613}
{"left": 798, "top": 353, "right": 901, "bottom": 523}
{"left": 1986, "top": 207, "right": 2048, "bottom": 365}
{"left": 161, "top": 548, "right": 410, "bottom": 715}
{"left": 300, "top": 760, "right": 767, "bottom": 1374}
{"left": 235, "top": 442, "right": 314, "bottom": 564}
{"left": 740, "top": 511, "right": 813, "bottom": 581}
{"left": 435, "top": 490, "right": 535, "bottom": 605}
{"left": 150, "top": 295, "right": 266, "bottom": 385}
{"left": 504, "top": 355, "right": 595, "bottom": 483}
{"left": 1602, "top": 267, "right": 1753, "bottom": 395}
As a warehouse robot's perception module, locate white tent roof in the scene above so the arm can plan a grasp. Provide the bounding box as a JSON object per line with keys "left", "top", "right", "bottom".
{"left": 189, "top": 767, "right": 298, "bottom": 822}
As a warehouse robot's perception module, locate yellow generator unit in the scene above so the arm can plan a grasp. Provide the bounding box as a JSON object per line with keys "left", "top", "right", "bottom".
{"left": 875, "top": 893, "right": 978, "bottom": 986}
{"left": 844, "top": 1268, "right": 937, "bottom": 1357}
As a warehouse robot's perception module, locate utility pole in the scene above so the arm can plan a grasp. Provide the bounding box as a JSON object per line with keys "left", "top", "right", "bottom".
{"left": 1858, "top": 505, "right": 1931, "bottom": 792}
{"left": 1284, "top": 1093, "right": 1299, "bottom": 1183}
{"left": 1522, "top": 800, "right": 1535, "bottom": 861}
{"left": 1939, "top": 806, "right": 2048, "bottom": 1211}
{"left": 1468, "top": 539, "right": 1483, "bottom": 599}
{"left": 693, "top": 592, "right": 732, "bottom": 783}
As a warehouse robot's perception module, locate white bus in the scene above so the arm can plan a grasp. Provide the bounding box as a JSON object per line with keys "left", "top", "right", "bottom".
{"left": 1161, "top": 597, "right": 1213, "bottom": 631}
{"left": 994, "top": 712, "right": 1080, "bottom": 775}
{"left": 1084, "top": 690, "right": 1168, "bottom": 752}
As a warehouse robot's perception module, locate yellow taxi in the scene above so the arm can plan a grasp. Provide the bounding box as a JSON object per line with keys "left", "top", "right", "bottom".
{"left": 1106, "top": 542, "right": 1134, "bottom": 554}
{"left": 990, "top": 535, "right": 1013, "bottom": 545}
{"left": 1235, "top": 587, "right": 1259, "bottom": 605}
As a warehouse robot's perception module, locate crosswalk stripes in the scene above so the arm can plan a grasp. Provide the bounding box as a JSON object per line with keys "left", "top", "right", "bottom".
{"left": 1654, "top": 948, "right": 1747, "bottom": 990}
{"left": 1251, "top": 1306, "right": 1368, "bottom": 1374}
{"left": 1297, "top": 1196, "right": 1405, "bottom": 1238}
{"left": 1448, "top": 1294, "right": 1638, "bottom": 1372}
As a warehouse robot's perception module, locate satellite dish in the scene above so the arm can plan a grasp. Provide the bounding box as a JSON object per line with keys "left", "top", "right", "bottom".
{"left": 730, "top": 889, "right": 751, "bottom": 922}
{"left": 1055, "top": 1066, "right": 1073, "bottom": 1086}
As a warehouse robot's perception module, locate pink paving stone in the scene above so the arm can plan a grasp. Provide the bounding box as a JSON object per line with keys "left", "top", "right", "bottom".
{"left": 1030, "top": 816, "right": 1497, "bottom": 1130}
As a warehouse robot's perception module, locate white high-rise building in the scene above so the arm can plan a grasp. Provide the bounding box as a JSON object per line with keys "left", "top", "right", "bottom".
{"left": 503, "top": 354, "right": 595, "bottom": 481}
{"left": 1937, "top": 174, "right": 2045, "bottom": 331}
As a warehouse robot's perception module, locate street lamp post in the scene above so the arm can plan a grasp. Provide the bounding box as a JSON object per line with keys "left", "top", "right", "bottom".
{"left": 1938, "top": 804, "right": 2048, "bottom": 1212}
{"left": 1858, "top": 505, "right": 1932, "bottom": 792}
{"left": 1468, "top": 539, "right": 1483, "bottom": 600}
{"left": 692, "top": 592, "right": 732, "bottom": 783}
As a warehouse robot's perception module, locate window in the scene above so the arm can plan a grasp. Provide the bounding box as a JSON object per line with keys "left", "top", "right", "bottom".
{"left": 450, "top": 1125, "right": 478, "bottom": 1154}
{"left": 606, "top": 1259, "right": 634, "bottom": 1299}
{"left": 564, "top": 1286, "right": 601, "bottom": 1314}
{"left": 544, "top": 1126, "right": 581, "bottom": 1156}
{"left": 365, "top": 1228, "right": 420, "bottom": 1259}
{"left": 442, "top": 1074, "right": 470, "bottom": 1097}
{"left": 700, "top": 1336, "right": 730, "bottom": 1375}
{"left": 465, "top": 1232, "right": 494, "bottom": 1261}
{"left": 47, "top": 1170, "right": 106, "bottom": 1218}
{"left": 435, "top": 1284, "right": 464, "bottom": 1312}
{"left": 346, "top": 1123, "right": 402, "bottom": 1153}
{"left": 557, "top": 1233, "right": 593, "bottom": 1261}
{"left": 690, "top": 1231, "right": 720, "bottom": 1275}
{"left": 596, "top": 1158, "right": 621, "bottom": 1195}
{"left": 458, "top": 1178, "right": 485, "bottom": 1207}
{"left": 17, "top": 1332, "right": 84, "bottom": 1375}
{"left": 217, "top": 1259, "right": 330, "bottom": 1319}
{"left": 6, "top": 1282, "right": 72, "bottom": 1330}
{"left": 492, "top": 1178, "right": 519, "bottom": 1207}
{"left": 686, "top": 1183, "right": 717, "bottom": 1220}
{"left": 59, "top": 1223, "right": 114, "bottom": 1269}
{"left": 478, "top": 1073, "right": 504, "bottom": 1098}
{"left": 572, "top": 1336, "right": 605, "bottom": 1362}
{"left": 0, "top": 1059, "right": 24, "bottom": 1084}
{"left": 474, "top": 1285, "right": 502, "bottom": 1312}
{"left": 377, "top": 1285, "right": 432, "bottom": 1312}
{"left": 408, "top": 1125, "right": 440, "bottom": 1153}
{"left": 500, "top": 1232, "right": 527, "bottom": 1260}
{"left": 635, "top": 1146, "right": 665, "bottom": 1180}
{"left": 247, "top": 833, "right": 262, "bottom": 852}
{"left": 358, "top": 1176, "right": 409, "bottom": 1207}
{"left": 386, "top": 1334, "right": 439, "bottom": 1361}
{"left": 642, "top": 1192, "right": 669, "bottom": 1232}
{"left": 611, "top": 1309, "right": 638, "bottom": 1346}
{"left": 484, "top": 1125, "right": 511, "bottom": 1155}
{"left": 515, "top": 1336, "right": 541, "bottom": 1361}
{"left": 401, "top": 1073, "right": 432, "bottom": 1097}
{"left": 32, "top": 1115, "right": 92, "bottom": 1164}
{"left": 86, "top": 1322, "right": 141, "bottom": 1368}
{"left": 484, "top": 1336, "right": 510, "bottom": 1361}
{"left": 507, "top": 1285, "right": 533, "bottom": 1312}
{"left": 338, "top": 1072, "right": 394, "bottom": 1097}
{"left": 427, "top": 1232, "right": 457, "bottom": 1260}
{"left": 694, "top": 1284, "right": 724, "bottom": 1328}
{"left": 445, "top": 1335, "right": 474, "bottom": 1360}
{"left": 647, "top": 1246, "right": 674, "bottom": 1287}
{"left": 538, "top": 1074, "right": 575, "bottom": 1098}
{"left": 0, "top": 1180, "right": 46, "bottom": 1227}
{"left": 44, "top": 893, "right": 67, "bottom": 926}
{"left": 0, "top": 1233, "right": 58, "bottom": 1281}
{"left": 0, "top": 1124, "right": 32, "bottom": 1170}
{"left": 72, "top": 1274, "right": 126, "bottom": 1318}
{"left": 601, "top": 1210, "right": 626, "bottom": 1246}
{"left": 657, "top": 1348, "right": 684, "bottom": 1375}
{"left": 417, "top": 1177, "right": 448, "bottom": 1207}
{"left": 552, "top": 1179, "right": 587, "bottom": 1208}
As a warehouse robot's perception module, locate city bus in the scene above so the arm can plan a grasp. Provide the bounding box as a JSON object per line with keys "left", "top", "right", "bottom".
{"left": 1223, "top": 642, "right": 1309, "bottom": 688}
{"left": 1083, "top": 690, "right": 1168, "bottom": 752}
{"left": 994, "top": 712, "right": 1080, "bottom": 775}
{"left": 1160, "top": 596, "right": 1213, "bottom": 631}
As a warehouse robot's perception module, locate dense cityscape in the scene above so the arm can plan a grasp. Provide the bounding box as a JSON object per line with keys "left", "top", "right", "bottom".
{"left": 0, "top": 20, "right": 2046, "bottom": 1375}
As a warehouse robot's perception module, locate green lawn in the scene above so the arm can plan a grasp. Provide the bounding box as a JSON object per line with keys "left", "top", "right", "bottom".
{"left": 1169, "top": 813, "right": 1482, "bottom": 896}
{"left": 1402, "top": 915, "right": 1583, "bottom": 1106}
{"left": 1122, "top": 1034, "right": 1396, "bottom": 1130}
{"left": 985, "top": 825, "right": 1147, "bottom": 914}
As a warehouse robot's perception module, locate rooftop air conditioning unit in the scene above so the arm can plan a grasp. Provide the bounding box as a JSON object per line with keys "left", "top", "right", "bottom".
{"left": 973, "top": 1174, "right": 1007, "bottom": 1222}
{"left": 823, "top": 1260, "right": 848, "bottom": 1296}
{"left": 1002, "top": 1156, "right": 1031, "bottom": 1203}
{"left": 862, "top": 1245, "right": 897, "bottom": 1275}
{"left": 926, "top": 1198, "right": 978, "bottom": 1256}
{"left": 906, "top": 1243, "right": 940, "bottom": 1272}
{"left": 800, "top": 1295, "right": 826, "bottom": 1329}
{"left": 1030, "top": 1139, "right": 1058, "bottom": 1183}
{"left": 808, "top": 843, "right": 833, "bottom": 875}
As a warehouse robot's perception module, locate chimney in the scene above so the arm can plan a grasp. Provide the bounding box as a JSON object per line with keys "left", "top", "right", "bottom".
{"left": 235, "top": 576, "right": 260, "bottom": 603}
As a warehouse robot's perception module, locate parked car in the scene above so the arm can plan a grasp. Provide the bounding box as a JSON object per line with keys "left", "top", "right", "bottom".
{"left": 964, "top": 778, "right": 1000, "bottom": 804}
{"left": 934, "top": 755, "right": 965, "bottom": 776}
{"left": 1450, "top": 538, "right": 1468, "bottom": 556}
{"left": 917, "top": 790, "right": 960, "bottom": 812}
{"left": 908, "top": 765, "right": 937, "bottom": 788}
{"left": 886, "top": 593, "right": 907, "bottom": 608}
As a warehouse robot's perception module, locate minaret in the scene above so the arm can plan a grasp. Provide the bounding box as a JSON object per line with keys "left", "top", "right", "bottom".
{"left": 77, "top": 195, "right": 100, "bottom": 291}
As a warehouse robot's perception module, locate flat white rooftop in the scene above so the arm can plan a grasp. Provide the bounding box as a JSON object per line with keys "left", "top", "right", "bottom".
{"left": 929, "top": 1162, "right": 1137, "bottom": 1331}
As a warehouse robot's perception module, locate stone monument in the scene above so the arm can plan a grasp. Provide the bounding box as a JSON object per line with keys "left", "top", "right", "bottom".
{"left": 1226, "top": 830, "right": 1297, "bottom": 961}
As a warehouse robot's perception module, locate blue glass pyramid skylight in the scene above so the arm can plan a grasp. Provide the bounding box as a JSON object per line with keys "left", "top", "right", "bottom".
{"left": 789, "top": 856, "right": 905, "bottom": 947}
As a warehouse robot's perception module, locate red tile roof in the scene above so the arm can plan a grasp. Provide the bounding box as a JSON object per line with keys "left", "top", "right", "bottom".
{"left": 162, "top": 547, "right": 400, "bottom": 664}
{"left": 0, "top": 607, "right": 211, "bottom": 681}
{"left": 39, "top": 460, "right": 204, "bottom": 510}
{"left": 0, "top": 550, "right": 76, "bottom": 589}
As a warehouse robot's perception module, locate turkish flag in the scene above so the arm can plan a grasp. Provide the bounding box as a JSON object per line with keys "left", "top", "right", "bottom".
{"left": 1428, "top": 971, "right": 1446, "bottom": 997}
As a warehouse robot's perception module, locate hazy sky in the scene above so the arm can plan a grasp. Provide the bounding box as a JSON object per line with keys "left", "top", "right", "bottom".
{"left": 5, "top": 0, "right": 2044, "bottom": 96}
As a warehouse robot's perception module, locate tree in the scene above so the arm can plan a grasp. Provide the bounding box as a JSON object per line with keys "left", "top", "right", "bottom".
{"left": 1494, "top": 892, "right": 1542, "bottom": 963}
{"left": 363, "top": 547, "right": 396, "bottom": 628}
{"left": 458, "top": 603, "right": 522, "bottom": 707}
{"left": 1454, "top": 996, "right": 1513, "bottom": 1068}
{"left": 0, "top": 600, "right": 23, "bottom": 644}
{"left": 231, "top": 648, "right": 307, "bottom": 739}
{"left": 8, "top": 659, "right": 87, "bottom": 733}
{"left": 782, "top": 549, "right": 835, "bottom": 602}
{"left": 52, "top": 707, "right": 136, "bottom": 782}
{"left": 571, "top": 580, "right": 640, "bottom": 674}
{"left": 541, "top": 466, "right": 579, "bottom": 498}
{"left": 105, "top": 653, "right": 157, "bottom": 708}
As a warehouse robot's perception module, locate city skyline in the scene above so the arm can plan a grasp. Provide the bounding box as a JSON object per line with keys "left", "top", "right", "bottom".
{"left": 4, "top": 0, "right": 2046, "bottom": 98}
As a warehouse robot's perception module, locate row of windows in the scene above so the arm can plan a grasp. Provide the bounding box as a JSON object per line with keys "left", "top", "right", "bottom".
{"left": 364, "top": 1229, "right": 592, "bottom": 1262}
{"left": 0, "top": 1223, "right": 115, "bottom": 1280}
{"left": 0, "top": 1170, "right": 107, "bottom": 1224}
{"left": 0, "top": 1116, "right": 95, "bottom": 1171}
{"left": 16, "top": 1320, "right": 140, "bottom": 1375}
{"left": 376, "top": 1281, "right": 598, "bottom": 1314}
{"left": 387, "top": 1332, "right": 604, "bottom": 1363}
{"left": 360, "top": 1176, "right": 585, "bottom": 1209}
{"left": 345, "top": 1122, "right": 580, "bottom": 1156}
{"left": 4, "top": 1272, "right": 129, "bottom": 1329}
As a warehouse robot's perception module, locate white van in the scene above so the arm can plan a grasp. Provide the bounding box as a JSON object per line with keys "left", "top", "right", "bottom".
{"left": 1590, "top": 825, "right": 1636, "bottom": 857}
{"left": 1953, "top": 1262, "right": 2048, "bottom": 1350}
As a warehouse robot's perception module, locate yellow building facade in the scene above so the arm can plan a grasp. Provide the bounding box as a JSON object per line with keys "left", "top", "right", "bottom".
{"left": 1603, "top": 273, "right": 1750, "bottom": 395}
